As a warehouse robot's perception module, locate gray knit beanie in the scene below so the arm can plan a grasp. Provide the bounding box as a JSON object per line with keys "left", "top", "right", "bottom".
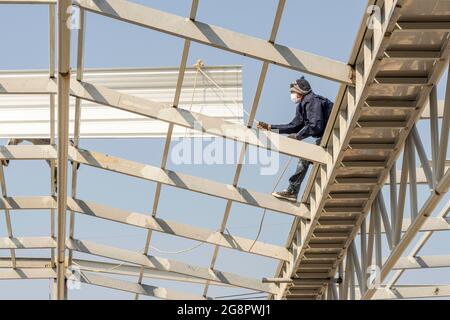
{"left": 290, "top": 76, "right": 312, "bottom": 95}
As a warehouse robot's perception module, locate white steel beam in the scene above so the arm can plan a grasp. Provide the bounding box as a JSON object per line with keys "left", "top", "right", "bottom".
{"left": 66, "top": 238, "right": 278, "bottom": 294}
{"left": 0, "top": 77, "right": 56, "bottom": 94}
{"left": 0, "top": 196, "right": 55, "bottom": 210}
{"left": 430, "top": 87, "right": 440, "bottom": 187}
{"left": 357, "top": 216, "right": 450, "bottom": 234}
{"left": 73, "top": 0, "right": 353, "bottom": 84}
{"left": 56, "top": 0, "right": 71, "bottom": 300}
{"left": 49, "top": 1, "right": 57, "bottom": 299}
{"left": 0, "top": 258, "right": 51, "bottom": 268}
{"left": 0, "top": 237, "right": 56, "bottom": 249}
{"left": 69, "top": 80, "right": 326, "bottom": 164}
{"left": 0, "top": 268, "right": 56, "bottom": 280}
{"left": 76, "top": 271, "right": 208, "bottom": 300}
{"left": 385, "top": 165, "right": 450, "bottom": 185}
{"left": 0, "top": 257, "right": 234, "bottom": 287}
{"left": 67, "top": 3, "right": 86, "bottom": 277}
{"left": 393, "top": 255, "right": 450, "bottom": 270}
{"left": 68, "top": 146, "right": 310, "bottom": 218}
{"left": 0, "top": 162, "right": 16, "bottom": 268}
{"left": 0, "top": 0, "right": 55, "bottom": 4}
{"left": 436, "top": 63, "right": 450, "bottom": 180}
{"left": 0, "top": 145, "right": 56, "bottom": 160}
{"left": 372, "top": 217, "right": 450, "bottom": 233}
{"left": 72, "top": 259, "right": 231, "bottom": 286}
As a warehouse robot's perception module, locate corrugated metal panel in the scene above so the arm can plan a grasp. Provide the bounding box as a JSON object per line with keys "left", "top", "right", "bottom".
{"left": 0, "top": 66, "right": 243, "bottom": 138}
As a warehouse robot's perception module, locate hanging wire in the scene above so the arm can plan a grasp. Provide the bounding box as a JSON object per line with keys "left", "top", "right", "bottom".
{"left": 71, "top": 242, "right": 206, "bottom": 274}
{"left": 148, "top": 241, "right": 206, "bottom": 254}
{"left": 248, "top": 157, "right": 292, "bottom": 251}
{"left": 71, "top": 248, "right": 146, "bottom": 273}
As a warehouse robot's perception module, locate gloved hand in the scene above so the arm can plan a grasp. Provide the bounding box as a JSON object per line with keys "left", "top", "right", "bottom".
{"left": 288, "top": 133, "right": 298, "bottom": 140}
{"left": 257, "top": 121, "right": 271, "bottom": 130}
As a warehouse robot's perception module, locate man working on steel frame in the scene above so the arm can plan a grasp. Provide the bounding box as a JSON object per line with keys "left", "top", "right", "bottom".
{"left": 257, "top": 76, "right": 333, "bottom": 202}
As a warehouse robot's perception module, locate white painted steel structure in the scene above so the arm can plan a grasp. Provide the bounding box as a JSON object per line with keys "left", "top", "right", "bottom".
{"left": 0, "top": 0, "right": 449, "bottom": 300}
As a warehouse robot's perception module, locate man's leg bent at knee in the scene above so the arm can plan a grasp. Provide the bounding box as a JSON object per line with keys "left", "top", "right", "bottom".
{"left": 272, "top": 158, "right": 311, "bottom": 202}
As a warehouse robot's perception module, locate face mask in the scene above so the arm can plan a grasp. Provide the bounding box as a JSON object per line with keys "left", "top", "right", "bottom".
{"left": 291, "top": 93, "right": 300, "bottom": 103}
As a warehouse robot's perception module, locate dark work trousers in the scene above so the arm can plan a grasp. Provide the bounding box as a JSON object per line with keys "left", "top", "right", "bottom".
{"left": 287, "top": 138, "right": 321, "bottom": 195}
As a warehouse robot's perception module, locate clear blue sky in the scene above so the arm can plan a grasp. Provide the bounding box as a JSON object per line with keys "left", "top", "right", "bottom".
{"left": 0, "top": 1, "right": 449, "bottom": 300}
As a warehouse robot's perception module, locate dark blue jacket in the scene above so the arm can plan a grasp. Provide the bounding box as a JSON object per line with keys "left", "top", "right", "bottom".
{"left": 271, "top": 91, "right": 328, "bottom": 141}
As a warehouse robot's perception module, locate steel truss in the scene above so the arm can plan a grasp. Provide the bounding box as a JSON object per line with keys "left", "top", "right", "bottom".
{"left": 277, "top": 0, "right": 450, "bottom": 301}
{"left": 0, "top": 0, "right": 449, "bottom": 300}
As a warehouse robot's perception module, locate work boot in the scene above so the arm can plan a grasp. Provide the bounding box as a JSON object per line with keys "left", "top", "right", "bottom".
{"left": 272, "top": 189, "right": 297, "bottom": 202}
